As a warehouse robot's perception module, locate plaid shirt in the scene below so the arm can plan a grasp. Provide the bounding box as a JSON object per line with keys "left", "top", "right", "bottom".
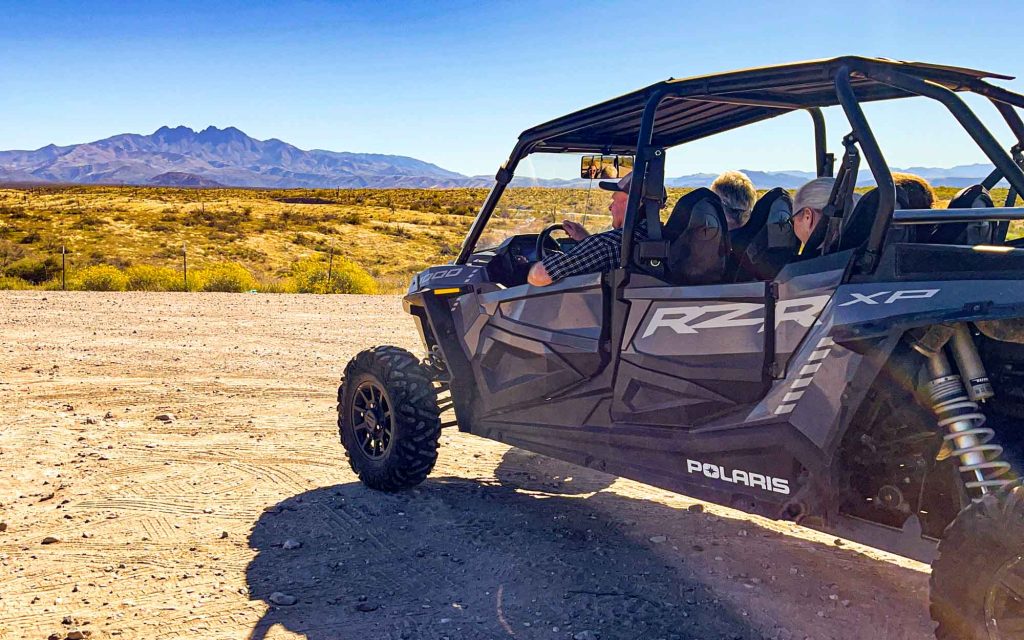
{"left": 541, "top": 221, "right": 647, "bottom": 281}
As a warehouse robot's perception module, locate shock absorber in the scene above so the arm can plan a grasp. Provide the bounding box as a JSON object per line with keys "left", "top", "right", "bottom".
{"left": 911, "top": 323, "right": 1011, "bottom": 497}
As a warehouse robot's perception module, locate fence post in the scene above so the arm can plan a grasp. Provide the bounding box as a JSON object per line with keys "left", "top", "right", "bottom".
{"left": 182, "top": 242, "right": 187, "bottom": 291}
{"left": 326, "top": 245, "right": 335, "bottom": 295}
{"left": 61, "top": 245, "right": 66, "bottom": 291}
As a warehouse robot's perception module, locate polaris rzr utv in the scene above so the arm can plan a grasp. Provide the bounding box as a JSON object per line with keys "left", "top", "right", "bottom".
{"left": 337, "top": 57, "right": 1024, "bottom": 639}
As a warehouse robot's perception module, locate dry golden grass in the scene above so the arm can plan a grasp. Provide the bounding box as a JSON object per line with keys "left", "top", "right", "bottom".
{"left": 0, "top": 184, "right": 1018, "bottom": 292}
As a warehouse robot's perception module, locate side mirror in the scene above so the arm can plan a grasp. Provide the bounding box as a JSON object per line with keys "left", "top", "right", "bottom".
{"left": 581, "top": 155, "right": 634, "bottom": 180}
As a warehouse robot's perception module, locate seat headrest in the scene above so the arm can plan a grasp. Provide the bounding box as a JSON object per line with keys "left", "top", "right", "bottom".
{"left": 664, "top": 188, "right": 723, "bottom": 240}
{"left": 764, "top": 191, "right": 796, "bottom": 249}
{"left": 832, "top": 186, "right": 909, "bottom": 252}
{"left": 732, "top": 187, "right": 789, "bottom": 249}
{"left": 663, "top": 188, "right": 729, "bottom": 285}
{"left": 925, "top": 184, "right": 994, "bottom": 245}
{"left": 948, "top": 184, "right": 993, "bottom": 209}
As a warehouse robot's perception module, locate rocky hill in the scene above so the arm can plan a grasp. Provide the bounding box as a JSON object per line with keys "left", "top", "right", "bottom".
{"left": 0, "top": 125, "right": 1007, "bottom": 189}
{"left": 0, "top": 126, "right": 468, "bottom": 188}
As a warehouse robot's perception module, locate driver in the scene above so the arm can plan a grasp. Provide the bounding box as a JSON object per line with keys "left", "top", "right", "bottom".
{"left": 527, "top": 173, "right": 647, "bottom": 286}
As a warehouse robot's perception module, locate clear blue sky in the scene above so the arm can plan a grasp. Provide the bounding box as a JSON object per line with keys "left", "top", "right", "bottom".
{"left": 4, "top": 0, "right": 1024, "bottom": 179}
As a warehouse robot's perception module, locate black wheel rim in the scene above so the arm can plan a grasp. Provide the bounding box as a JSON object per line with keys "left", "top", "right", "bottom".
{"left": 986, "top": 554, "right": 1024, "bottom": 639}
{"left": 351, "top": 380, "right": 393, "bottom": 460}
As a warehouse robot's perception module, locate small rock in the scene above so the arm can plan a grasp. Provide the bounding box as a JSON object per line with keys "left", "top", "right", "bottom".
{"left": 67, "top": 631, "right": 91, "bottom": 639}
{"left": 572, "top": 631, "right": 599, "bottom": 640}
{"left": 41, "top": 536, "right": 60, "bottom": 545}
{"left": 687, "top": 504, "right": 704, "bottom": 513}
{"left": 84, "top": 417, "right": 97, "bottom": 425}
{"left": 282, "top": 539, "right": 301, "bottom": 550}
{"left": 269, "top": 592, "right": 297, "bottom": 606}
{"left": 103, "top": 412, "right": 114, "bottom": 420}
{"left": 648, "top": 535, "right": 667, "bottom": 544}
{"left": 0, "top": 522, "right": 7, "bottom": 532}
{"left": 63, "top": 616, "right": 74, "bottom": 625}
{"left": 220, "top": 531, "right": 229, "bottom": 539}
{"left": 833, "top": 538, "right": 844, "bottom": 546}
{"left": 439, "top": 617, "right": 451, "bottom": 623}
{"left": 155, "top": 413, "right": 175, "bottom": 423}
{"left": 355, "top": 601, "right": 379, "bottom": 612}
{"left": 841, "top": 599, "right": 851, "bottom": 607}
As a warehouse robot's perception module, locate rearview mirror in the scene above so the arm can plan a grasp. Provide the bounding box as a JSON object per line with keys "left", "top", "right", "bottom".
{"left": 581, "top": 155, "right": 634, "bottom": 180}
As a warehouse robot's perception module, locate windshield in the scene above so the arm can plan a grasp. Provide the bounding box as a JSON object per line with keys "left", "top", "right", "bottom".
{"left": 476, "top": 153, "right": 617, "bottom": 249}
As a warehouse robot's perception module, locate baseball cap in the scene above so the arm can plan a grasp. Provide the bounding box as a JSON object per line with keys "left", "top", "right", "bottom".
{"left": 598, "top": 172, "right": 632, "bottom": 193}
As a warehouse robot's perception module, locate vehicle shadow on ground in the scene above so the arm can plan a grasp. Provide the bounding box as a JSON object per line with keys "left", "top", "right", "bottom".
{"left": 245, "top": 449, "right": 931, "bottom": 640}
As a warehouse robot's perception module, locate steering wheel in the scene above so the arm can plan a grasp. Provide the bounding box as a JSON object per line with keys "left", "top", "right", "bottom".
{"left": 535, "top": 223, "right": 566, "bottom": 260}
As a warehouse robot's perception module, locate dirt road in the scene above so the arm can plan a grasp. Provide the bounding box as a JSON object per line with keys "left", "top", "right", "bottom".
{"left": 0, "top": 292, "right": 935, "bottom": 640}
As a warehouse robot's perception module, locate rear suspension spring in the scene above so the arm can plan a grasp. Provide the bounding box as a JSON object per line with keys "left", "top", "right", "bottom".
{"left": 928, "top": 373, "right": 1011, "bottom": 495}
{"left": 917, "top": 326, "right": 1012, "bottom": 497}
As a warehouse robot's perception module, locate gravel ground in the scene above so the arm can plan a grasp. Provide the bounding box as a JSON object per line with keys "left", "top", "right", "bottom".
{"left": 0, "top": 291, "right": 935, "bottom": 640}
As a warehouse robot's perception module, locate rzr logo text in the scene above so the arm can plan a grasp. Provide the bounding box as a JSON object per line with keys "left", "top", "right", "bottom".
{"left": 641, "top": 295, "right": 829, "bottom": 338}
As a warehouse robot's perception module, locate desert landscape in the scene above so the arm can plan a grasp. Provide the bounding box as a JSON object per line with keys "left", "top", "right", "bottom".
{"left": 2, "top": 185, "right": 1012, "bottom": 295}
{"left": 1, "top": 291, "right": 937, "bottom": 640}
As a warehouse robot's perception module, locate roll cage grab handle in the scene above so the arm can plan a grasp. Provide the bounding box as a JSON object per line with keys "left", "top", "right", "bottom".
{"left": 456, "top": 63, "right": 1024, "bottom": 271}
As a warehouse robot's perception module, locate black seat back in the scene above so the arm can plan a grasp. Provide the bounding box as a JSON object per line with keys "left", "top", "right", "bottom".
{"left": 835, "top": 186, "right": 910, "bottom": 252}
{"left": 730, "top": 189, "right": 796, "bottom": 280}
{"left": 925, "top": 184, "right": 993, "bottom": 245}
{"left": 663, "top": 188, "right": 730, "bottom": 285}
{"left": 731, "top": 187, "right": 788, "bottom": 254}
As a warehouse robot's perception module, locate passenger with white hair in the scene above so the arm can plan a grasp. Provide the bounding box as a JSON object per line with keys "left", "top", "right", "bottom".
{"left": 790, "top": 176, "right": 838, "bottom": 251}
{"left": 710, "top": 170, "right": 757, "bottom": 229}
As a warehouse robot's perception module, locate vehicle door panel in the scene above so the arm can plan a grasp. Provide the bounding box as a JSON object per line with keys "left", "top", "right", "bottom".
{"left": 453, "top": 273, "right": 606, "bottom": 415}
{"left": 612, "top": 280, "right": 771, "bottom": 426}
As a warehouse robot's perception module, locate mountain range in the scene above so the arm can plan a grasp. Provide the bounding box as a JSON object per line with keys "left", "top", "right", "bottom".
{"left": 0, "top": 126, "right": 1007, "bottom": 190}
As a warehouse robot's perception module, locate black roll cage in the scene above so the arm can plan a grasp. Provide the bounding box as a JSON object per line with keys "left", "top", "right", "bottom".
{"left": 456, "top": 57, "right": 1024, "bottom": 275}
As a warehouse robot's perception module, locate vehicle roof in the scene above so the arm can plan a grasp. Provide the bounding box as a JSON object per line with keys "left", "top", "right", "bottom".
{"left": 520, "top": 56, "right": 1014, "bottom": 154}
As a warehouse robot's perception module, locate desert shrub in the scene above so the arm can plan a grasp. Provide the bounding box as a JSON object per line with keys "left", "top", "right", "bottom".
{"left": 0, "top": 239, "right": 28, "bottom": 266}
{"left": 69, "top": 264, "right": 128, "bottom": 291}
{"left": 194, "top": 262, "right": 257, "bottom": 292}
{"left": 125, "top": 265, "right": 181, "bottom": 291}
{"left": 0, "top": 205, "right": 28, "bottom": 219}
{"left": 258, "top": 277, "right": 294, "bottom": 294}
{"left": 19, "top": 231, "right": 41, "bottom": 244}
{"left": 339, "top": 210, "right": 365, "bottom": 225}
{"left": 71, "top": 214, "right": 106, "bottom": 229}
{"left": 289, "top": 257, "right": 377, "bottom": 294}
{"left": 5, "top": 256, "right": 61, "bottom": 284}
{"left": 0, "top": 275, "right": 33, "bottom": 290}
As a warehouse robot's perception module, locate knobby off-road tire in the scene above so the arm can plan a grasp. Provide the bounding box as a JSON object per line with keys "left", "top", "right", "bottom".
{"left": 337, "top": 346, "right": 441, "bottom": 491}
{"left": 930, "top": 480, "right": 1024, "bottom": 640}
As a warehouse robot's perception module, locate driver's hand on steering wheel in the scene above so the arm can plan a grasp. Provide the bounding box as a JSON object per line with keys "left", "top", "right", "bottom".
{"left": 562, "top": 219, "right": 589, "bottom": 242}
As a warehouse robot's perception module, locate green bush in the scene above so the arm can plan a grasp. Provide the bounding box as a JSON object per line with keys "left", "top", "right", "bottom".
{"left": 194, "top": 262, "right": 257, "bottom": 292}
{"left": 0, "top": 275, "right": 33, "bottom": 290}
{"left": 5, "top": 256, "right": 61, "bottom": 284}
{"left": 125, "top": 264, "right": 182, "bottom": 291}
{"left": 289, "top": 257, "right": 377, "bottom": 294}
{"left": 69, "top": 265, "right": 128, "bottom": 291}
